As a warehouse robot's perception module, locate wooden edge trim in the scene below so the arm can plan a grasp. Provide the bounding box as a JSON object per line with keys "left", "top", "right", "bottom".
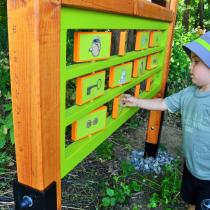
{"left": 134, "top": 84, "right": 140, "bottom": 97}
{"left": 61, "top": 0, "right": 174, "bottom": 22}
{"left": 133, "top": 59, "right": 139, "bottom": 77}
{"left": 146, "top": 77, "right": 151, "bottom": 92}
{"left": 76, "top": 77, "right": 83, "bottom": 105}
{"left": 118, "top": 31, "right": 127, "bottom": 56}
{"left": 112, "top": 96, "right": 120, "bottom": 119}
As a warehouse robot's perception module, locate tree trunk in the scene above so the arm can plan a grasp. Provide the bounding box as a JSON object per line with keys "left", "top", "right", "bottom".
{"left": 198, "top": 0, "right": 204, "bottom": 29}
{"left": 182, "top": 0, "right": 191, "bottom": 31}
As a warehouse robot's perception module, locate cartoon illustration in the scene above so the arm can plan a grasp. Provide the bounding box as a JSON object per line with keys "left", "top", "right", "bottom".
{"left": 119, "top": 69, "right": 126, "bottom": 84}
{"left": 142, "top": 35, "right": 148, "bottom": 46}
{"left": 87, "top": 79, "right": 102, "bottom": 95}
{"left": 89, "top": 37, "right": 101, "bottom": 57}
{"left": 152, "top": 57, "right": 157, "bottom": 65}
{"left": 140, "top": 60, "right": 145, "bottom": 73}
{"left": 86, "top": 117, "right": 98, "bottom": 128}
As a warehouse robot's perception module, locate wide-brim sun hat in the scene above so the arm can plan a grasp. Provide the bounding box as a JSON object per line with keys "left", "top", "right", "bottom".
{"left": 183, "top": 31, "right": 210, "bottom": 68}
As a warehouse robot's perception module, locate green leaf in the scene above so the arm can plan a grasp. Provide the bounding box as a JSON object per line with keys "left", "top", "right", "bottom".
{"left": 3, "top": 103, "right": 12, "bottom": 112}
{"left": 5, "top": 112, "right": 13, "bottom": 129}
{"left": 110, "top": 197, "right": 116, "bottom": 206}
{"left": 106, "top": 188, "right": 115, "bottom": 197}
{"left": 102, "top": 197, "right": 111, "bottom": 207}
{"left": 130, "top": 181, "right": 141, "bottom": 192}
{"left": 0, "top": 131, "right": 6, "bottom": 148}
{"left": 10, "top": 126, "right": 14, "bottom": 144}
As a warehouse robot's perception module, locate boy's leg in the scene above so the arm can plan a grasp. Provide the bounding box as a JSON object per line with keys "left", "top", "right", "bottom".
{"left": 181, "top": 164, "right": 210, "bottom": 210}
{"left": 180, "top": 164, "right": 196, "bottom": 206}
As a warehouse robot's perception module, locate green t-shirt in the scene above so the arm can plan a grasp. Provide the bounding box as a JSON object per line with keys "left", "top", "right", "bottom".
{"left": 164, "top": 86, "right": 210, "bottom": 180}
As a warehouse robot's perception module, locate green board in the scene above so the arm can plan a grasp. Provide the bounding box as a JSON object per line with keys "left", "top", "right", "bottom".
{"left": 76, "top": 71, "right": 105, "bottom": 105}
{"left": 150, "top": 31, "right": 162, "bottom": 47}
{"left": 60, "top": 7, "right": 169, "bottom": 177}
{"left": 147, "top": 53, "right": 159, "bottom": 69}
{"left": 72, "top": 106, "right": 107, "bottom": 141}
{"left": 133, "top": 57, "right": 147, "bottom": 77}
{"left": 109, "top": 62, "right": 133, "bottom": 88}
{"left": 135, "top": 31, "right": 150, "bottom": 50}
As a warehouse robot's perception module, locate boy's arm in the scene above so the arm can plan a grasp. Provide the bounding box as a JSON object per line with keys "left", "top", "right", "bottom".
{"left": 121, "top": 95, "right": 168, "bottom": 111}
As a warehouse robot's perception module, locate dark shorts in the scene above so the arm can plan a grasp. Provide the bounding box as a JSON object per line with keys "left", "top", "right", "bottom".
{"left": 180, "top": 164, "right": 210, "bottom": 210}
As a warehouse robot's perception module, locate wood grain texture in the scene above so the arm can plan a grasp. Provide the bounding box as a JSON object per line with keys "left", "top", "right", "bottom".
{"left": 7, "top": 0, "right": 61, "bottom": 208}
{"left": 61, "top": 0, "right": 173, "bottom": 22}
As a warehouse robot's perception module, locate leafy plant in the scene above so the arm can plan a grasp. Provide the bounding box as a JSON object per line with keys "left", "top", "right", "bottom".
{"left": 0, "top": 104, "right": 14, "bottom": 149}
{"left": 101, "top": 161, "right": 141, "bottom": 208}
{"left": 0, "top": 53, "right": 13, "bottom": 151}
{"left": 0, "top": 0, "right": 8, "bottom": 52}
{"left": 167, "top": 27, "right": 198, "bottom": 96}
{"left": 101, "top": 178, "right": 141, "bottom": 208}
{"left": 95, "top": 140, "right": 114, "bottom": 160}
{"left": 148, "top": 160, "right": 182, "bottom": 208}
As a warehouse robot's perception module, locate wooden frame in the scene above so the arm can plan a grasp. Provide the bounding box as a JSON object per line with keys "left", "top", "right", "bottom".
{"left": 7, "top": 0, "right": 178, "bottom": 209}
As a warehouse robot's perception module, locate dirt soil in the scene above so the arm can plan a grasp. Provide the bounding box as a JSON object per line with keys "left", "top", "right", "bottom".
{"left": 0, "top": 111, "right": 187, "bottom": 210}
{"left": 61, "top": 111, "right": 186, "bottom": 210}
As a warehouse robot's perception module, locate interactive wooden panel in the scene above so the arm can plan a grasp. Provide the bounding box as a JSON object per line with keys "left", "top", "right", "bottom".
{"left": 149, "top": 31, "right": 162, "bottom": 47}
{"left": 76, "top": 71, "right": 106, "bottom": 105}
{"left": 133, "top": 57, "right": 147, "bottom": 77}
{"left": 109, "top": 62, "right": 133, "bottom": 88}
{"left": 58, "top": 4, "right": 177, "bottom": 179}
{"left": 73, "top": 32, "right": 112, "bottom": 62}
{"left": 135, "top": 31, "right": 150, "bottom": 50}
{"left": 60, "top": 8, "right": 169, "bottom": 177}
{"left": 147, "top": 53, "right": 160, "bottom": 69}
{"left": 72, "top": 106, "right": 107, "bottom": 141}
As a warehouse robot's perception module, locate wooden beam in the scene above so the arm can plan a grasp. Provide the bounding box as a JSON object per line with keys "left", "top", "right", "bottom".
{"left": 7, "top": 0, "right": 61, "bottom": 208}
{"left": 146, "top": 110, "right": 162, "bottom": 144}
{"left": 145, "top": 0, "right": 178, "bottom": 148}
{"left": 134, "top": 0, "right": 173, "bottom": 22}
{"left": 61, "top": 0, "right": 174, "bottom": 22}
{"left": 161, "top": 0, "right": 178, "bottom": 95}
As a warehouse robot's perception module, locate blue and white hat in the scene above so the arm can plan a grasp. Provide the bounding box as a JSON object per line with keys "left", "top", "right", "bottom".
{"left": 183, "top": 31, "right": 210, "bottom": 68}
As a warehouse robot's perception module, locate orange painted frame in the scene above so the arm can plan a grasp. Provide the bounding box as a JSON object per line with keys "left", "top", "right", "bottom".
{"left": 118, "top": 31, "right": 127, "bottom": 56}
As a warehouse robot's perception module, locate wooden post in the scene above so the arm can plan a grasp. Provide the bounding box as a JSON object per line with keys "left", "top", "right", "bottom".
{"left": 7, "top": 0, "right": 61, "bottom": 209}
{"left": 144, "top": 0, "right": 178, "bottom": 157}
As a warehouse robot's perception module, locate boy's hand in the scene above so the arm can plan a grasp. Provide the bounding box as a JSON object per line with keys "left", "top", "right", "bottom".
{"left": 120, "top": 94, "right": 138, "bottom": 107}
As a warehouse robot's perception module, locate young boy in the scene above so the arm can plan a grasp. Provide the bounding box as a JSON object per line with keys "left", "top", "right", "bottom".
{"left": 121, "top": 31, "right": 210, "bottom": 210}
